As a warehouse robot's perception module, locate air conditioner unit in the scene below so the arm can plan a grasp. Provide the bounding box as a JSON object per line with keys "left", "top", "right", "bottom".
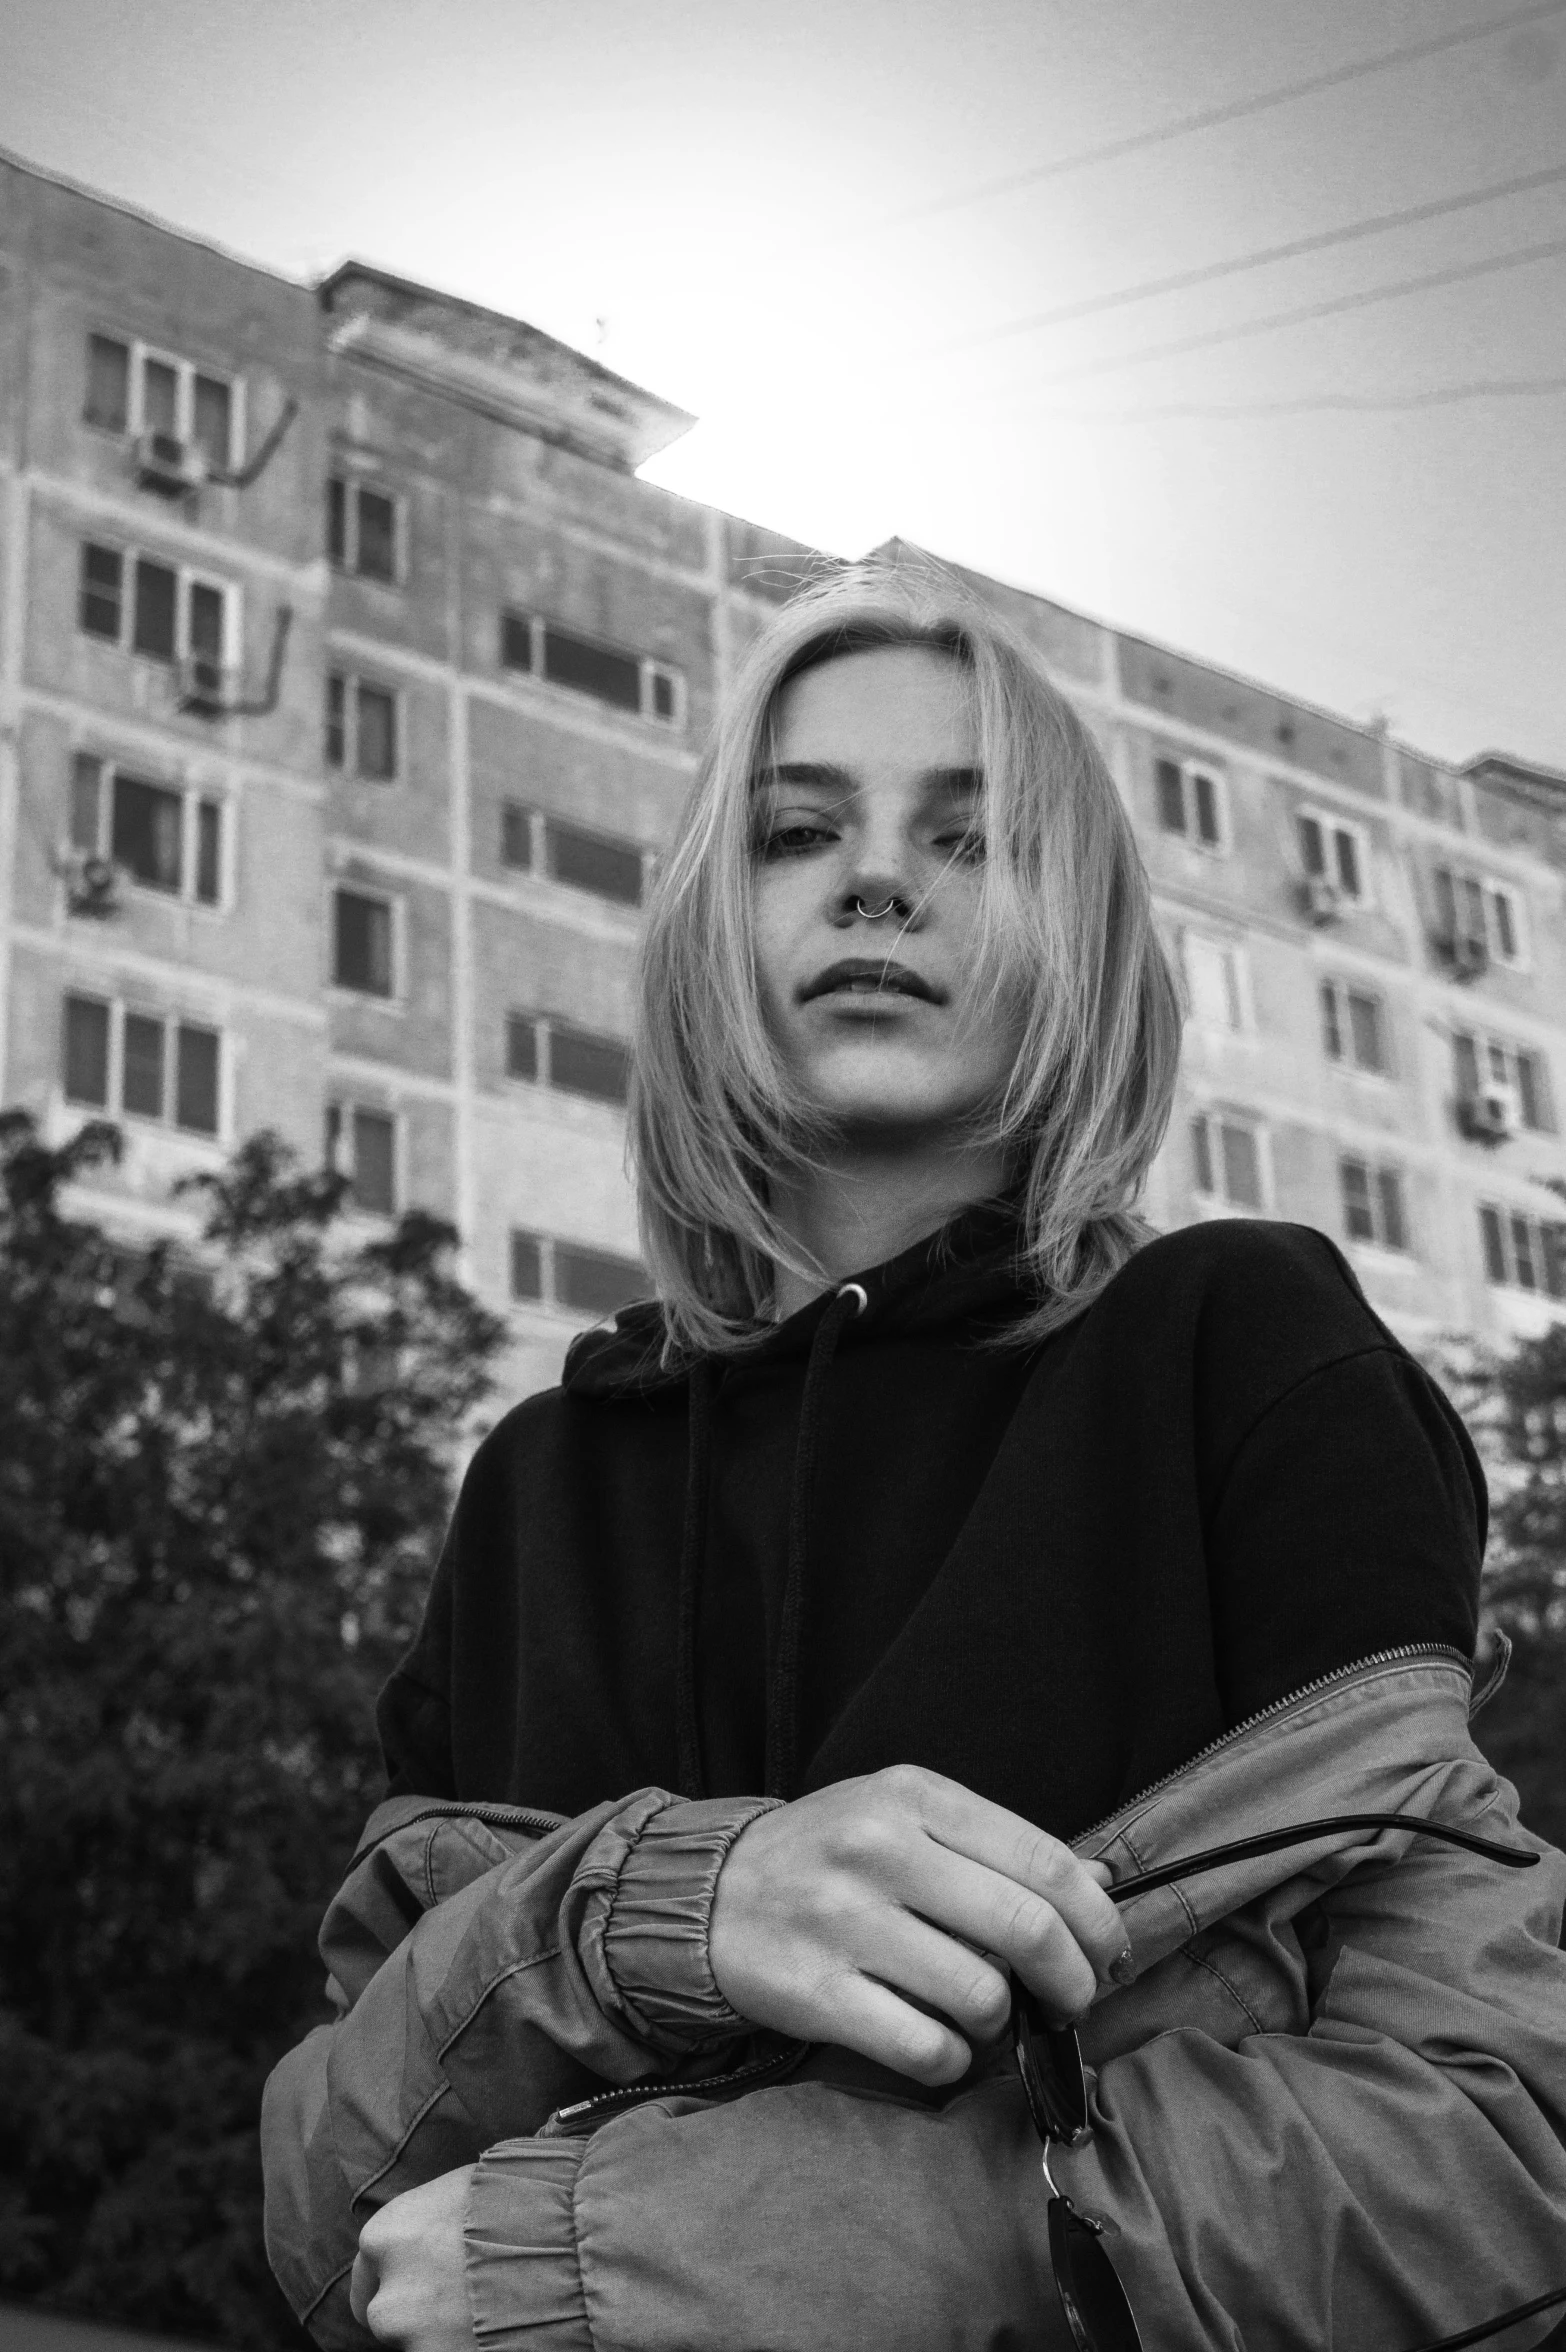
{"left": 1461, "top": 1081, "right": 1520, "bottom": 1143}
{"left": 1447, "top": 932, "right": 1490, "bottom": 981}
{"left": 1303, "top": 876, "right": 1343, "bottom": 925}
{"left": 134, "top": 429, "right": 208, "bottom": 495}
{"left": 58, "top": 850, "right": 121, "bottom": 919}
{"left": 176, "top": 653, "right": 236, "bottom": 713}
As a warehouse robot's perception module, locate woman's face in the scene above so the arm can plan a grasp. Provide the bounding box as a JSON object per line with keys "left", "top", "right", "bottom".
{"left": 751, "top": 643, "right": 1025, "bottom": 1141}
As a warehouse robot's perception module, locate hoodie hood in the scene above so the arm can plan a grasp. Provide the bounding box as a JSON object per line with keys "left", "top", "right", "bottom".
{"left": 561, "top": 1193, "right": 1039, "bottom": 1399}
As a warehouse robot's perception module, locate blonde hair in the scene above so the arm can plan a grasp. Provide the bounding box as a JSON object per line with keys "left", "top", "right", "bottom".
{"left": 629, "top": 558, "right": 1182, "bottom": 1357}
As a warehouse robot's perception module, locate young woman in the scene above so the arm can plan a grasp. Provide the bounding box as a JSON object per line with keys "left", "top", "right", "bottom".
{"left": 263, "top": 570, "right": 1566, "bottom": 2352}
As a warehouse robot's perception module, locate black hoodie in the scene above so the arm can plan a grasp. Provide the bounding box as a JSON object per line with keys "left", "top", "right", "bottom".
{"left": 378, "top": 1210, "right": 1483, "bottom": 1839}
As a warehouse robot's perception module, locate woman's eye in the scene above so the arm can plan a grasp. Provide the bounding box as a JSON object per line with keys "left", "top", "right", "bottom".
{"left": 936, "top": 829, "right": 986, "bottom": 863}
{"left": 759, "top": 822, "right": 835, "bottom": 859}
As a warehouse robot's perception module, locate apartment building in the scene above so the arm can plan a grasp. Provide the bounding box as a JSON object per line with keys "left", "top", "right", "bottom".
{"left": 1, "top": 149, "right": 1562, "bottom": 1405}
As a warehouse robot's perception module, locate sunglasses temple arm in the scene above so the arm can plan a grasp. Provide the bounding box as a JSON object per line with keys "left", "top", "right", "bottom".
{"left": 1105, "top": 1813, "right": 1538, "bottom": 1904}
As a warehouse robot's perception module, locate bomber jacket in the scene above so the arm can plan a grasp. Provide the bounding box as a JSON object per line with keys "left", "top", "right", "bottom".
{"left": 261, "top": 1649, "right": 1566, "bottom": 2349}
{"left": 260, "top": 1216, "right": 1566, "bottom": 2347}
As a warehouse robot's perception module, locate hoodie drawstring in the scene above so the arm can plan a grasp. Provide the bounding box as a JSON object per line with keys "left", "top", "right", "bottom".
{"left": 672, "top": 1281, "right": 868, "bottom": 1805}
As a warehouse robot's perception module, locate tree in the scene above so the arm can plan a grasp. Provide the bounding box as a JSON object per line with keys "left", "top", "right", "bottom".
{"left": 1459, "top": 1321, "right": 1566, "bottom": 1852}
{"left": 0, "top": 1112, "right": 507, "bottom": 2349}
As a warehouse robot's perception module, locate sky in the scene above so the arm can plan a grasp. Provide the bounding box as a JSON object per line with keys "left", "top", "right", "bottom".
{"left": 3, "top": 0, "right": 1564, "bottom": 770}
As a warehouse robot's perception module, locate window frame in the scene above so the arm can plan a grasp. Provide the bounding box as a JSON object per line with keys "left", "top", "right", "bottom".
{"left": 1188, "top": 1106, "right": 1269, "bottom": 1213}
{"left": 1338, "top": 1155, "right": 1411, "bottom": 1254}
{"left": 1477, "top": 1201, "right": 1566, "bottom": 1299}
{"left": 503, "top": 1010, "right": 631, "bottom": 1107}
{"left": 324, "top": 668, "right": 402, "bottom": 783}
{"left": 327, "top": 475, "right": 407, "bottom": 587}
{"left": 507, "top": 1224, "right": 648, "bottom": 1317}
{"left": 83, "top": 331, "right": 244, "bottom": 472}
{"left": 1432, "top": 863, "right": 1528, "bottom": 971}
{"left": 498, "top": 607, "right": 686, "bottom": 730}
{"left": 1295, "top": 805, "right": 1372, "bottom": 907}
{"left": 325, "top": 1099, "right": 400, "bottom": 1217}
{"left": 77, "top": 538, "right": 239, "bottom": 670}
{"left": 330, "top": 883, "right": 402, "bottom": 1002}
{"left": 1153, "top": 753, "right": 1230, "bottom": 855}
{"left": 1452, "top": 1027, "right": 1554, "bottom": 1135}
{"left": 1318, "top": 975, "right": 1390, "bottom": 1077}
{"left": 68, "top": 750, "right": 229, "bottom": 911}
{"left": 60, "top": 988, "right": 225, "bottom": 1139}
{"left": 1180, "top": 929, "right": 1250, "bottom": 1035}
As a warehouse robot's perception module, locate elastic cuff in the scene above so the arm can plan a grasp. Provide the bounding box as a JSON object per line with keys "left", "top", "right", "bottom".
{"left": 464, "top": 2138, "right": 592, "bottom": 2352}
{"left": 593, "top": 1794, "right": 782, "bottom": 2047}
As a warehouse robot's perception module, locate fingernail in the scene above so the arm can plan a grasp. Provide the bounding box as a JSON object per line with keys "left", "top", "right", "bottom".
{"left": 1109, "top": 1947, "right": 1136, "bottom": 1988}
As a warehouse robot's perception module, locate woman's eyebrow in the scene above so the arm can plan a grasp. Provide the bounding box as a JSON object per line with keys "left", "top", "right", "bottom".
{"left": 753, "top": 763, "right": 984, "bottom": 793}
{"left": 753, "top": 761, "right": 854, "bottom": 792}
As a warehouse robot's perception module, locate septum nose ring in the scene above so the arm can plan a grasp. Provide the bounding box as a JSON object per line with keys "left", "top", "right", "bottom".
{"left": 853, "top": 896, "right": 898, "bottom": 920}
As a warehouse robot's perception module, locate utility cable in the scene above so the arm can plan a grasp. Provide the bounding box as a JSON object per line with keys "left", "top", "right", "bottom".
{"left": 1036, "top": 375, "right": 1566, "bottom": 423}
{"left": 926, "top": 163, "right": 1566, "bottom": 358}
{"left": 873, "top": 0, "right": 1566, "bottom": 234}
{"left": 980, "top": 234, "right": 1566, "bottom": 390}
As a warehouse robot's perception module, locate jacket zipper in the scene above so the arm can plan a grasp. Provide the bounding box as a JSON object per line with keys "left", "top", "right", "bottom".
{"left": 351, "top": 1796, "right": 568, "bottom": 1865}
{"left": 537, "top": 2040, "right": 811, "bottom": 2139}
{"left": 1074, "top": 1640, "right": 1471, "bottom": 1850}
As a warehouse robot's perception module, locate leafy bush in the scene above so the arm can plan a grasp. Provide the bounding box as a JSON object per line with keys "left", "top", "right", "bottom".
{"left": 0, "top": 1113, "right": 505, "bottom": 2347}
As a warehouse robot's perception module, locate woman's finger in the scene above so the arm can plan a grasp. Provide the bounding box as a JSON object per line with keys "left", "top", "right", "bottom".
{"left": 889, "top": 1767, "right": 1129, "bottom": 1980}
{"left": 900, "top": 1838, "right": 1103, "bottom": 2016}
{"left": 799, "top": 1961, "right": 976, "bottom": 2086}
{"left": 837, "top": 1904, "right": 1015, "bottom": 2044}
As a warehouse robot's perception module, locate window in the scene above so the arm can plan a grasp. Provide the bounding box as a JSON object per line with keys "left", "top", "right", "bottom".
{"left": 508, "top": 1226, "right": 647, "bottom": 1315}
{"left": 500, "top": 801, "right": 533, "bottom": 870}
{"left": 79, "top": 543, "right": 123, "bottom": 640}
{"left": 77, "top": 540, "right": 233, "bottom": 666}
{"left": 1433, "top": 866, "right": 1525, "bottom": 968}
{"left": 1479, "top": 1205, "right": 1566, "bottom": 1299}
{"left": 328, "top": 478, "right": 402, "bottom": 584}
{"left": 497, "top": 802, "right": 644, "bottom": 905}
{"left": 1190, "top": 1111, "right": 1264, "bottom": 1210}
{"left": 333, "top": 889, "right": 394, "bottom": 997}
{"left": 1182, "top": 933, "right": 1246, "bottom": 1032}
{"left": 545, "top": 817, "right": 644, "bottom": 907}
{"left": 1298, "top": 810, "right": 1369, "bottom": 904}
{"left": 505, "top": 1012, "right": 630, "bottom": 1106}
{"left": 68, "top": 753, "right": 224, "bottom": 907}
{"left": 500, "top": 609, "right": 684, "bottom": 727}
{"left": 1339, "top": 1158, "right": 1409, "bottom": 1252}
{"left": 325, "top": 672, "right": 399, "bottom": 781}
{"left": 1154, "top": 756, "right": 1226, "bottom": 850}
{"left": 61, "top": 990, "right": 221, "bottom": 1135}
{"left": 1453, "top": 1032, "right": 1552, "bottom": 1132}
{"left": 63, "top": 992, "right": 110, "bottom": 1106}
{"left": 325, "top": 1103, "right": 397, "bottom": 1214}
{"left": 83, "top": 333, "right": 237, "bottom": 469}
{"left": 1319, "top": 979, "right": 1386, "bottom": 1074}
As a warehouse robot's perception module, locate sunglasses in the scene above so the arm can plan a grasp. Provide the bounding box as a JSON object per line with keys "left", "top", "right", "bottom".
{"left": 1011, "top": 1810, "right": 1566, "bottom": 2352}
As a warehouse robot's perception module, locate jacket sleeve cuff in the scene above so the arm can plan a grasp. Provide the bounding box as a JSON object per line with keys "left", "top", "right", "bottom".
{"left": 577, "top": 1793, "right": 782, "bottom": 2050}
{"left": 464, "top": 2139, "right": 592, "bottom": 2352}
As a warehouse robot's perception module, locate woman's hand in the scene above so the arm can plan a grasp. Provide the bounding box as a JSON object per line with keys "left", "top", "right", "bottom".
{"left": 708, "top": 1765, "right": 1129, "bottom": 2086}
{"left": 350, "top": 2165, "right": 476, "bottom": 2352}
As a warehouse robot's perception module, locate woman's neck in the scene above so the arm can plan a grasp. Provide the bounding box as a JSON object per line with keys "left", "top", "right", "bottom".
{"left": 768, "top": 1137, "right": 1013, "bottom": 1321}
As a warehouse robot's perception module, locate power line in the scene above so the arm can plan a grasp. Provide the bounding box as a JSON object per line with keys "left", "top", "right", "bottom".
{"left": 873, "top": 0, "right": 1566, "bottom": 234}
{"left": 1046, "top": 375, "right": 1566, "bottom": 423}
{"left": 985, "top": 234, "right": 1566, "bottom": 390}
{"left": 926, "top": 164, "right": 1566, "bottom": 359}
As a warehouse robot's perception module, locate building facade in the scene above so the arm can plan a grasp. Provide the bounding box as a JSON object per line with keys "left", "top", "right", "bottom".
{"left": 1, "top": 150, "right": 1563, "bottom": 1404}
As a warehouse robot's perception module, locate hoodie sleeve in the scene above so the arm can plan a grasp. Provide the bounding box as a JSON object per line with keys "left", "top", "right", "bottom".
{"left": 261, "top": 1786, "right": 779, "bottom": 2349}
